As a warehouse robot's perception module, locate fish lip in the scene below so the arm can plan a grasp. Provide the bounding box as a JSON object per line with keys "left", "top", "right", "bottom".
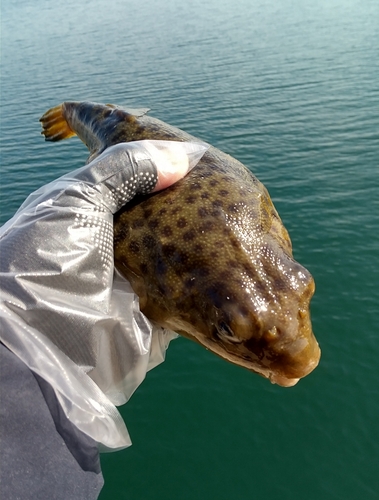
{"left": 268, "top": 374, "right": 300, "bottom": 387}
{"left": 265, "top": 339, "right": 321, "bottom": 386}
{"left": 266, "top": 345, "right": 320, "bottom": 386}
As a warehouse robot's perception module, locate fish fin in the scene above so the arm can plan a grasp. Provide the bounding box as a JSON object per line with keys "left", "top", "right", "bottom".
{"left": 126, "top": 107, "right": 150, "bottom": 117}
{"left": 105, "top": 104, "right": 151, "bottom": 117}
{"left": 39, "top": 104, "right": 77, "bottom": 142}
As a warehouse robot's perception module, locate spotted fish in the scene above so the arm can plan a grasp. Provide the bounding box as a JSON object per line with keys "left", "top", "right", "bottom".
{"left": 40, "top": 102, "right": 320, "bottom": 387}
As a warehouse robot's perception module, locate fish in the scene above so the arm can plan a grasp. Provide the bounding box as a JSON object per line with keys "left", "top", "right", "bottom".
{"left": 40, "top": 101, "right": 321, "bottom": 387}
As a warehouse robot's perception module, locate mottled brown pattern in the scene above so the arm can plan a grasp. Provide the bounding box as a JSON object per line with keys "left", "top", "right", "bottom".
{"left": 40, "top": 101, "right": 320, "bottom": 387}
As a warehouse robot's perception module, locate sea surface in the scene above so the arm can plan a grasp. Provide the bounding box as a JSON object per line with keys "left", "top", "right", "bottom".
{"left": 1, "top": 0, "right": 378, "bottom": 498}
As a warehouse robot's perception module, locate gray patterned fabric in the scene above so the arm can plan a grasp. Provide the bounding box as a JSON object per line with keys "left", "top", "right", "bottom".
{"left": 0, "top": 140, "right": 206, "bottom": 450}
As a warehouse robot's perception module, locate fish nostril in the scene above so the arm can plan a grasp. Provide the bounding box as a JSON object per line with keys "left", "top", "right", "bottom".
{"left": 298, "top": 309, "right": 307, "bottom": 320}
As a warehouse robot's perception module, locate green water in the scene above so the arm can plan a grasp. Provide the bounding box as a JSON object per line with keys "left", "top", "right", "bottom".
{"left": 1, "top": 0, "right": 378, "bottom": 498}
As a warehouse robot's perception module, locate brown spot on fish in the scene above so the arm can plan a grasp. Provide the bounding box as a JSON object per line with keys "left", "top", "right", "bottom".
{"left": 148, "top": 219, "right": 159, "bottom": 230}
{"left": 171, "top": 206, "right": 182, "bottom": 215}
{"left": 212, "top": 199, "right": 223, "bottom": 208}
{"left": 218, "top": 189, "right": 229, "bottom": 197}
{"left": 142, "top": 235, "right": 155, "bottom": 249}
{"left": 230, "top": 237, "right": 240, "bottom": 249}
{"left": 40, "top": 101, "right": 321, "bottom": 387}
{"left": 214, "top": 240, "right": 225, "bottom": 249}
{"left": 176, "top": 252, "right": 189, "bottom": 266}
{"left": 162, "top": 225, "right": 173, "bottom": 237}
{"left": 128, "top": 241, "right": 140, "bottom": 254}
{"left": 202, "top": 171, "right": 213, "bottom": 178}
{"left": 185, "top": 195, "right": 197, "bottom": 204}
{"left": 197, "top": 207, "right": 208, "bottom": 218}
{"left": 162, "top": 244, "right": 176, "bottom": 258}
{"left": 183, "top": 229, "right": 196, "bottom": 242}
{"left": 132, "top": 218, "right": 144, "bottom": 229}
{"left": 228, "top": 204, "right": 239, "bottom": 213}
{"left": 199, "top": 221, "right": 215, "bottom": 232}
{"left": 176, "top": 217, "right": 187, "bottom": 228}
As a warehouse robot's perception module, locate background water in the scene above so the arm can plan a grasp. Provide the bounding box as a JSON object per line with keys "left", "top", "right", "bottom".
{"left": 1, "top": 0, "right": 378, "bottom": 498}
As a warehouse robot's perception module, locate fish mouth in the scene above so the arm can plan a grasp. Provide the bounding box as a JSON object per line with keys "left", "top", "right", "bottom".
{"left": 203, "top": 334, "right": 320, "bottom": 387}
{"left": 265, "top": 347, "right": 320, "bottom": 387}
{"left": 164, "top": 317, "right": 320, "bottom": 387}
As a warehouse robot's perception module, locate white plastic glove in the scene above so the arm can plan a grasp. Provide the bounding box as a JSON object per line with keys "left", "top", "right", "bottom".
{"left": 0, "top": 140, "right": 208, "bottom": 451}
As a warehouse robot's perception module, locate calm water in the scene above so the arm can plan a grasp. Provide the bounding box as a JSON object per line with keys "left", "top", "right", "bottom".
{"left": 1, "top": 0, "right": 378, "bottom": 498}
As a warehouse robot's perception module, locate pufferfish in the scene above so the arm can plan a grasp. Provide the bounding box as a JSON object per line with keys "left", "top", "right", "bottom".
{"left": 40, "top": 102, "right": 320, "bottom": 387}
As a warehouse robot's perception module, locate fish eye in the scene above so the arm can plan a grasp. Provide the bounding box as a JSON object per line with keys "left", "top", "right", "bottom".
{"left": 216, "top": 321, "right": 242, "bottom": 344}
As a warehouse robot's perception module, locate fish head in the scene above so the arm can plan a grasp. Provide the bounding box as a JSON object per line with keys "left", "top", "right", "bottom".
{"left": 114, "top": 150, "right": 320, "bottom": 387}
{"left": 193, "top": 242, "right": 319, "bottom": 388}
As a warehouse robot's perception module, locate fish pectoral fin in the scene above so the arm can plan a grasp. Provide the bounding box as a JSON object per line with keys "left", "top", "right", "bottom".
{"left": 39, "top": 104, "right": 76, "bottom": 142}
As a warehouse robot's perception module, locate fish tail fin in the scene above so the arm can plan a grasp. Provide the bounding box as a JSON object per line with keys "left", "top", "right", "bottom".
{"left": 39, "top": 104, "right": 77, "bottom": 142}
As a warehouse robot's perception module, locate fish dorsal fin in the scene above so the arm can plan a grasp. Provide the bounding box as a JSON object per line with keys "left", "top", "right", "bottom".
{"left": 106, "top": 104, "right": 150, "bottom": 117}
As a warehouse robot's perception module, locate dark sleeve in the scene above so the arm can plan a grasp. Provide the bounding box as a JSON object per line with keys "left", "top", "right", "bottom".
{"left": 0, "top": 343, "right": 104, "bottom": 499}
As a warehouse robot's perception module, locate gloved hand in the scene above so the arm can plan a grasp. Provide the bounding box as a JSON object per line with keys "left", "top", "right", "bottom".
{"left": 0, "top": 140, "right": 208, "bottom": 451}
